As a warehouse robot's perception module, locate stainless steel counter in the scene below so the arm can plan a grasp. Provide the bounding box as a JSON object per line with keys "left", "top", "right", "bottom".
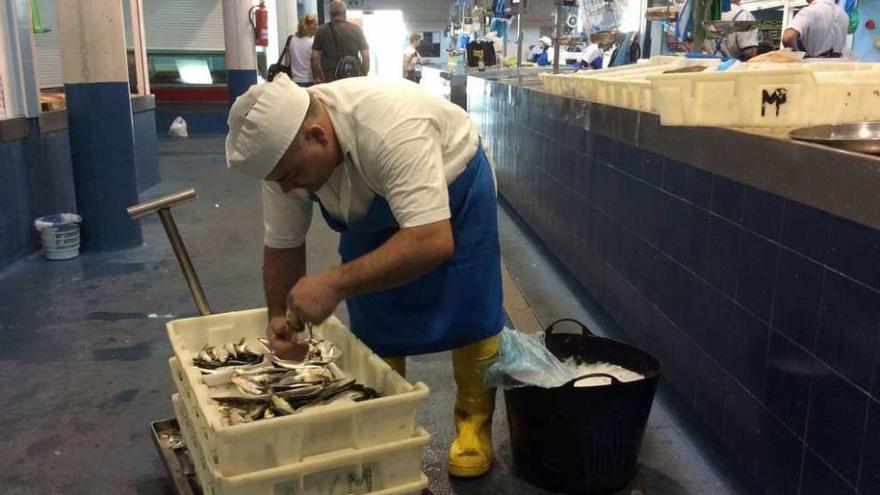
{"left": 420, "top": 65, "right": 563, "bottom": 111}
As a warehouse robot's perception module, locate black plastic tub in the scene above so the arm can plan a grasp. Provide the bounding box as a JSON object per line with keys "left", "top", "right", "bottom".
{"left": 504, "top": 319, "right": 662, "bottom": 495}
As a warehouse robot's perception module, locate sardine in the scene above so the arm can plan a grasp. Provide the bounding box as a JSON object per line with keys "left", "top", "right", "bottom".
{"left": 213, "top": 346, "right": 230, "bottom": 365}
{"left": 223, "top": 342, "right": 238, "bottom": 360}
{"left": 270, "top": 395, "right": 296, "bottom": 416}
{"left": 231, "top": 375, "right": 266, "bottom": 396}
{"left": 247, "top": 404, "right": 267, "bottom": 421}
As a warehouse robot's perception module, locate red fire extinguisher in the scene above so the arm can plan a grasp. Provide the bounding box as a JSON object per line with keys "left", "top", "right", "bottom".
{"left": 250, "top": 1, "right": 269, "bottom": 47}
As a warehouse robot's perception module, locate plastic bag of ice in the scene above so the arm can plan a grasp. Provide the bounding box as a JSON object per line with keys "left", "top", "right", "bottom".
{"left": 484, "top": 327, "right": 575, "bottom": 389}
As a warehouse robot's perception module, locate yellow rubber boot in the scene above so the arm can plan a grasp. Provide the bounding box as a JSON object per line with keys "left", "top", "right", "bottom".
{"left": 448, "top": 334, "right": 500, "bottom": 478}
{"left": 383, "top": 356, "right": 406, "bottom": 378}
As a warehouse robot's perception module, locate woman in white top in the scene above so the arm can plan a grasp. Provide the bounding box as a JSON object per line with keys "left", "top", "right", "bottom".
{"left": 289, "top": 14, "right": 318, "bottom": 87}
{"left": 402, "top": 33, "right": 423, "bottom": 83}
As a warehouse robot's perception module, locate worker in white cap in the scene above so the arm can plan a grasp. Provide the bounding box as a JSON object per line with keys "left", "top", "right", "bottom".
{"left": 719, "top": 0, "right": 758, "bottom": 60}
{"left": 782, "top": 0, "right": 848, "bottom": 58}
{"left": 225, "top": 74, "right": 503, "bottom": 478}
{"left": 531, "top": 36, "right": 554, "bottom": 66}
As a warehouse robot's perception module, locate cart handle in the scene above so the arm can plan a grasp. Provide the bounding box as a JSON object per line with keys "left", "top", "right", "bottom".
{"left": 126, "top": 188, "right": 212, "bottom": 316}
{"left": 127, "top": 188, "right": 197, "bottom": 219}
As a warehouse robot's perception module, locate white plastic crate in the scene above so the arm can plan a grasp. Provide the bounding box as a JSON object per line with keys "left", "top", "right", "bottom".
{"left": 648, "top": 63, "right": 880, "bottom": 127}
{"left": 540, "top": 56, "right": 718, "bottom": 112}
{"left": 167, "top": 309, "right": 430, "bottom": 476}
{"left": 172, "top": 394, "right": 429, "bottom": 495}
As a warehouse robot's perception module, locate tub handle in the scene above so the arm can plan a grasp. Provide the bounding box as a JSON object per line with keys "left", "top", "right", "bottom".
{"left": 545, "top": 318, "right": 595, "bottom": 337}
{"left": 566, "top": 372, "right": 622, "bottom": 387}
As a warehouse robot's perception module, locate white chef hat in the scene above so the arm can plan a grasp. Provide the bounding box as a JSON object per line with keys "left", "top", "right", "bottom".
{"left": 540, "top": 36, "right": 552, "bottom": 47}
{"left": 225, "top": 74, "right": 310, "bottom": 179}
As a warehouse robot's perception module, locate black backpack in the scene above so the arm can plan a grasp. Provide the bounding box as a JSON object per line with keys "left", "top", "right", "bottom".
{"left": 329, "top": 23, "right": 361, "bottom": 79}
{"left": 267, "top": 35, "right": 293, "bottom": 82}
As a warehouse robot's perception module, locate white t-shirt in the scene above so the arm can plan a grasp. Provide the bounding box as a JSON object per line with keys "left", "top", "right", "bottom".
{"left": 289, "top": 36, "right": 314, "bottom": 83}
{"left": 788, "top": 0, "right": 849, "bottom": 57}
{"left": 262, "top": 78, "right": 481, "bottom": 249}
{"left": 722, "top": 4, "right": 758, "bottom": 59}
{"left": 579, "top": 44, "right": 604, "bottom": 67}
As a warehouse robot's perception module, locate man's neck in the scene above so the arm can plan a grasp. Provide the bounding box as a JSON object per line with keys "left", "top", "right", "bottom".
{"left": 315, "top": 100, "right": 345, "bottom": 166}
{"left": 331, "top": 16, "right": 345, "bottom": 22}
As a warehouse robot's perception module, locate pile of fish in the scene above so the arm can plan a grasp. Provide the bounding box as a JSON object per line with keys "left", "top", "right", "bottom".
{"left": 191, "top": 337, "right": 380, "bottom": 425}
{"left": 193, "top": 338, "right": 262, "bottom": 369}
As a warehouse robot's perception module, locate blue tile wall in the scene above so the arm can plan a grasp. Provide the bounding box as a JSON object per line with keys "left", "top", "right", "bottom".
{"left": 0, "top": 120, "right": 76, "bottom": 271}
{"left": 801, "top": 449, "right": 856, "bottom": 495}
{"left": 806, "top": 361, "right": 870, "bottom": 486}
{"left": 471, "top": 80, "right": 880, "bottom": 495}
{"left": 736, "top": 229, "right": 779, "bottom": 321}
{"left": 756, "top": 410, "right": 804, "bottom": 495}
{"left": 772, "top": 251, "right": 824, "bottom": 349}
{"left": 134, "top": 110, "right": 161, "bottom": 192}
{"left": 815, "top": 272, "right": 880, "bottom": 391}
{"left": 764, "top": 331, "right": 813, "bottom": 436}
{"left": 860, "top": 403, "right": 880, "bottom": 495}
{"left": 0, "top": 136, "right": 33, "bottom": 268}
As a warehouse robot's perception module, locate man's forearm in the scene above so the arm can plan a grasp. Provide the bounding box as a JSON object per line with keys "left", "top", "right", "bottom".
{"left": 328, "top": 221, "right": 453, "bottom": 298}
{"left": 264, "top": 244, "right": 306, "bottom": 317}
{"left": 311, "top": 51, "right": 324, "bottom": 82}
{"left": 361, "top": 50, "right": 370, "bottom": 75}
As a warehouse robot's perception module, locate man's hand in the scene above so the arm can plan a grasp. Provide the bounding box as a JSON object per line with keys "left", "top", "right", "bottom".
{"left": 288, "top": 272, "right": 344, "bottom": 324}
{"left": 266, "top": 316, "right": 308, "bottom": 361}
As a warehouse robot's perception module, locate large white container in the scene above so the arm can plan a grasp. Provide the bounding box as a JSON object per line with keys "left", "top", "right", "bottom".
{"left": 172, "top": 393, "right": 430, "bottom": 495}
{"left": 648, "top": 63, "right": 880, "bottom": 127}
{"left": 167, "top": 309, "right": 430, "bottom": 476}
{"left": 540, "top": 57, "right": 718, "bottom": 112}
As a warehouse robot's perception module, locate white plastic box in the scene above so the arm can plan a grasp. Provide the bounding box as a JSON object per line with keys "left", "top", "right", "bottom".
{"left": 172, "top": 393, "right": 430, "bottom": 495}
{"left": 167, "top": 309, "right": 430, "bottom": 476}
{"left": 648, "top": 62, "right": 880, "bottom": 127}
{"left": 539, "top": 56, "right": 716, "bottom": 111}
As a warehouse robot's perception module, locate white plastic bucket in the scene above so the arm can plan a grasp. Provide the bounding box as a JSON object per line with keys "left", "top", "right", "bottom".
{"left": 34, "top": 213, "right": 82, "bottom": 260}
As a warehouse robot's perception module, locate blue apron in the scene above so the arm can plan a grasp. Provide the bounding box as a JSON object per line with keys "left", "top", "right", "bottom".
{"left": 310, "top": 144, "right": 504, "bottom": 357}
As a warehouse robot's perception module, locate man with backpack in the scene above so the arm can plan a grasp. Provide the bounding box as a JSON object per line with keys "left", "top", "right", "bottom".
{"left": 311, "top": 1, "right": 370, "bottom": 83}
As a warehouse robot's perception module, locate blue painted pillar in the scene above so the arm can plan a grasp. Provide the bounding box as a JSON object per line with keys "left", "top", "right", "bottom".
{"left": 223, "top": 0, "right": 259, "bottom": 105}
{"left": 57, "top": 0, "right": 142, "bottom": 251}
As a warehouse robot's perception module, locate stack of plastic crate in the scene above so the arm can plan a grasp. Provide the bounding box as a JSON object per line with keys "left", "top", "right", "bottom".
{"left": 166, "top": 308, "right": 431, "bottom": 495}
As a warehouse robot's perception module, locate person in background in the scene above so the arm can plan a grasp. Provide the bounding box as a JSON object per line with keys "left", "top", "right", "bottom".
{"left": 782, "top": 0, "right": 848, "bottom": 58}
{"left": 720, "top": 0, "right": 758, "bottom": 60}
{"left": 311, "top": 0, "right": 370, "bottom": 83}
{"left": 527, "top": 44, "right": 540, "bottom": 60}
{"left": 289, "top": 13, "right": 318, "bottom": 87}
{"left": 576, "top": 43, "right": 605, "bottom": 70}
{"left": 403, "top": 33, "right": 423, "bottom": 83}
{"left": 531, "top": 36, "right": 554, "bottom": 66}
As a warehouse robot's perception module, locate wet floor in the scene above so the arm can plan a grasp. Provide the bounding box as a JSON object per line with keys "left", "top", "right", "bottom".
{"left": 0, "top": 136, "right": 761, "bottom": 494}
